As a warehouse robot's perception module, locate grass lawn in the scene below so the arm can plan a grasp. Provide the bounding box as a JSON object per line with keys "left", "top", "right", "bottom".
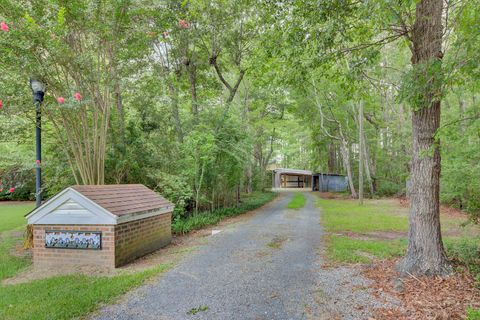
{"left": 327, "top": 235, "right": 406, "bottom": 264}
{"left": 0, "top": 203, "right": 34, "bottom": 232}
{"left": 318, "top": 198, "right": 408, "bottom": 233}
{"left": 0, "top": 203, "right": 35, "bottom": 280}
{"left": 0, "top": 265, "right": 169, "bottom": 320}
{"left": 0, "top": 203, "right": 171, "bottom": 320}
{"left": 287, "top": 192, "right": 306, "bottom": 209}
{"left": 317, "top": 197, "right": 480, "bottom": 270}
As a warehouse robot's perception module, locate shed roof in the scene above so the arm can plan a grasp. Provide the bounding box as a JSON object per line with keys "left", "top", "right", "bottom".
{"left": 272, "top": 168, "right": 312, "bottom": 175}
{"left": 71, "top": 184, "right": 172, "bottom": 216}
{"left": 312, "top": 173, "right": 346, "bottom": 177}
{"left": 26, "top": 184, "right": 174, "bottom": 225}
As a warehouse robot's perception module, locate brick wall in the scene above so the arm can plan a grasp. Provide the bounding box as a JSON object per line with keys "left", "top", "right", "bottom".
{"left": 33, "top": 225, "right": 115, "bottom": 269}
{"left": 32, "top": 212, "right": 172, "bottom": 269}
{"left": 114, "top": 212, "right": 172, "bottom": 267}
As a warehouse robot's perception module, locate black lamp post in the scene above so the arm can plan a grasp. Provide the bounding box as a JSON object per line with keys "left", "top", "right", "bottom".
{"left": 29, "top": 78, "right": 46, "bottom": 208}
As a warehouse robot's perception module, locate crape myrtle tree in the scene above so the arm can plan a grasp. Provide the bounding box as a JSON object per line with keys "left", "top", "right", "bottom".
{"left": 0, "top": 0, "right": 135, "bottom": 185}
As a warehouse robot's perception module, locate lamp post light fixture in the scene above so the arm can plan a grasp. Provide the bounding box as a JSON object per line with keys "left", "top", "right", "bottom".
{"left": 29, "top": 78, "right": 46, "bottom": 208}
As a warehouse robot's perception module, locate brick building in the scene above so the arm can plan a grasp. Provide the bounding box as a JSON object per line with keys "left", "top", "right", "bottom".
{"left": 26, "top": 184, "right": 173, "bottom": 269}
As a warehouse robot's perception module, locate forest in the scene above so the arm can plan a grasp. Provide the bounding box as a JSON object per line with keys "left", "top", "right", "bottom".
{"left": 0, "top": 0, "right": 479, "bottom": 275}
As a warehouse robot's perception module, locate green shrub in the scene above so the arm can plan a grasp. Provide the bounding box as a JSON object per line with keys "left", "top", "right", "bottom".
{"left": 444, "top": 237, "right": 480, "bottom": 282}
{"left": 147, "top": 170, "right": 193, "bottom": 219}
{"left": 376, "top": 180, "right": 402, "bottom": 197}
{"left": 172, "top": 192, "right": 275, "bottom": 234}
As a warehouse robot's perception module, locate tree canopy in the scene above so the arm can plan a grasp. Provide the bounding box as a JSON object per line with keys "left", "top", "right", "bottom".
{"left": 1, "top": 0, "right": 479, "bottom": 275}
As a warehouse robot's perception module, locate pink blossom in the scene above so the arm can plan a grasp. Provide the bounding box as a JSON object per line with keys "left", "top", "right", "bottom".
{"left": 0, "top": 189, "right": 2, "bottom": 193}
{"left": 36, "top": 159, "right": 41, "bottom": 165}
{"left": 9, "top": 187, "right": 15, "bottom": 193}
{"left": 57, "top": 97, "right": 65, "bottom": 104}
{"left": 0, "top": 99, "right": 3, "bottom": 110}
{"left": 74, "top": 92, "right": 82, "bottom": 101}
{"left": 178, "top": 19, "right": 189, "bottom": 29}
{"left": 0, "top": 22, "right": 8, "bottom": 32}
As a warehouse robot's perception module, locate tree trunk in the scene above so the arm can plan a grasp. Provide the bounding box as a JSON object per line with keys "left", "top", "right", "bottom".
{"left": 458, "top": 97, "right": 466, "bottom": 134}
{"left": 188, "top": 63, "right": 199, "bottom": 119}
{"left": 245, "top": 164, "right": 253, "bottom": 194}
{"left": 358, "top": 102, "right": 364, "bottom": 204}
{"left": 328, "top": 142, "right": 336, "bottom": 173}
{"left": 114, "top": 83, "right": 126, "bottom": 150}
{"left": 362, "top": 129, "right": 375, "bottom": 195}
{"left": 236, "top": 183, "right": 241, "bottom": 205}
{"left": 398, "top": 0, "right": 450, "bottom": 276}
{"left": 340, "top": 138, "right": 357, "bottom": 198}
{"left": 168, "top": 80, "right": 184, "bottom": 143}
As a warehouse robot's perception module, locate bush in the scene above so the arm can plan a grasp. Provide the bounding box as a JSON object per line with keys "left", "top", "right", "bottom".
{"left": 376, "top": 180, "right": 402, "bottom": 197}
{"left": 445, "top": 238, "right": 480, "bottom": 284}
{"left": 147, "top": 170, "right": 193, "bottom": 219}
{"left": 172, "top": 192, "right": 275, "bottom": 234}
{"left": 0, "top": 166, "right": 35, "bottom": 201}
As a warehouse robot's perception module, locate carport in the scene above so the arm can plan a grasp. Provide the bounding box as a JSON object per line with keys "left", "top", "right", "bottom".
{"left": 271, "top": 168, "right": 312, "bottom": 189}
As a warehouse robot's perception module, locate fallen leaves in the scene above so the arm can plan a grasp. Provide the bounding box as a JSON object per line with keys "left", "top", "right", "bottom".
{"left": 363, "top": 259, "right": 480, "bottom": 319}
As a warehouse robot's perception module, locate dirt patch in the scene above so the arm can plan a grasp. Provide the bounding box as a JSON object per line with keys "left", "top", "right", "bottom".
{"left": 10, "top": 243, "right": 31, "bottom": 259}
{"left": 284, "top": 209, "right": 301, "bottom": 219}
{"left": 0, "top": 201, "right": 35, "bottom": 206}
{"left": 267, "top": 236, "right": 288, "bottom": 249}
{"left": 315, "top": 192, "right": 351, "bottom": 200}
{"left": 362, "top": 259, "right": 480, "bottom": 320}
{"left": 334, "top": 231, "right": 406, "bottom": 241}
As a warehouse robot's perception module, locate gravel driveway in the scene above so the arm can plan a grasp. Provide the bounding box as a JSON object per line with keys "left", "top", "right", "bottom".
{"left": 93, "top": 191, "right": 394, "bottom": 320}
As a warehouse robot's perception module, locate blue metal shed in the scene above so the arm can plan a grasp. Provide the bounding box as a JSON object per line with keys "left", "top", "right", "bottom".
{"left": 312, "top": 173, "right": 348, "bottom": 192}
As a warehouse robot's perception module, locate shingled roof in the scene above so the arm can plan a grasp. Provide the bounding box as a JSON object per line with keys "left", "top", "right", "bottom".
{"left": 71, "top": 184, "right": 172, "bottom": 217}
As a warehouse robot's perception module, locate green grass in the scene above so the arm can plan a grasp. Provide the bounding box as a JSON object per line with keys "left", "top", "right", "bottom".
{"left": 172, "top": 192, "right": 275, "bottom": 234}
{"left": 0, "top": 203, "right": 34, "bottom": 232}
{"left": 318, "top": 198, "right": 479, "bottom": 275}
{"left": 467, "top": 308, "right": 480, "bottom": 320}
{"left": 287, "top": 193, "right": 306, "bottom": 209}
{"left": 318, "top": 198, "right": 409, "bottom": 263}
{"left": 0, "top": 203, "right": 34, "bottom": 280}
{"left": 444, "top": 237, "right": 480, "bottom": 282}
{"left": 318, "top": 198, "right": 408, "bottom": 233}
{"left": 326, "top": 235, "right": 406, "bottom": 263}
{"left": 0, "top": 232, "right": 30, "bottom": 280}
{"left": 187, "top": 305, "right": 209, "bottom": 315}
{"left": 0, "top": 265, "right": 170, "bottom": 320}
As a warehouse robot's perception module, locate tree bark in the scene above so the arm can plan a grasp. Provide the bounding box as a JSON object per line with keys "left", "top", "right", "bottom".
{"left": 187, "top": 63, "right": 199, "bottom": 119}
{"left": 458, "top": 96, "right": 466, "bottom": 134}
{"left": 167, "top": 80, "right": 184, "bottom": 143}
{"left": 340, "top": 138, "right": 357, "bottom": 199}
{"left": 362, "top": 132, "right": 375, "bottom": 195}
{"left": 245, "top": 164, "right": 253, "bottom": 194}
{"left": 398, "top": 0, "right": 450, "bottom": 276}
{"left": 328, "top": 142, "right": 336, "bottom": 173}
{"left": 358, "top": 102, "right": 364, "bottom": 204}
